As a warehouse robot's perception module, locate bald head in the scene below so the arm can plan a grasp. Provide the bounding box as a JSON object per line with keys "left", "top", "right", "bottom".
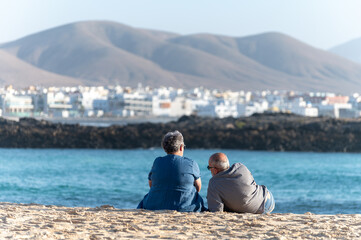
{"left": 209, "top": 152, "right": 230, "bottom": 171}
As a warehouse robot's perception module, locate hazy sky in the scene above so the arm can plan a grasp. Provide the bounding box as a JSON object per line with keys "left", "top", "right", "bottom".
{"left": 0, "top": 0, "right": 360, "bottom": 49}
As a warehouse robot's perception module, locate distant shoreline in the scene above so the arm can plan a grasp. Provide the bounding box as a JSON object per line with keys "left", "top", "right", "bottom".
{"left": 2, "top": 116, "right": 178, "bottom": 127}
{"left": 0, "top": 202, "right": 359, "bottom": 239}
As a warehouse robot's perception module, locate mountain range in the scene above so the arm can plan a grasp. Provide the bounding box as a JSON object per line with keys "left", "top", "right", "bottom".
{"left": 330, "top": 37, "right": 361, "bottom": 65}
{"left": 1, "top": 20, "right": 361, "bottom": 93}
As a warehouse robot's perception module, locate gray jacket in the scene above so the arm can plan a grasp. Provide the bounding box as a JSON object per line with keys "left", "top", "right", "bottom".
{"left": 207, "top": 163, "right": 267, "bottom": 213}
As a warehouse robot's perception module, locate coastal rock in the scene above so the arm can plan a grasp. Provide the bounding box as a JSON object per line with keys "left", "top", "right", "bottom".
{"left": 1, "top": 114, "right": 361, "bottom": 152}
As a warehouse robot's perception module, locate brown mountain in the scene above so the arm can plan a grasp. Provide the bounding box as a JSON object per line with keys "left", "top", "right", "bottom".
{"left": 235, "top": 33, "right": 361, "bottom": 90}
{"left": 1, "top": 20, "right": 361, "bottom": 93}
{"left": 0, "top": 49, "right": 86, "bottom": 87}
{"left": 330, "top": 37, "right": 361, "bottom": 65}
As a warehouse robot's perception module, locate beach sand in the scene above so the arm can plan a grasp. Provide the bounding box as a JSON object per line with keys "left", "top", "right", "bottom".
{"left": 0, "top": 202, "right": 359, "bottom": 239}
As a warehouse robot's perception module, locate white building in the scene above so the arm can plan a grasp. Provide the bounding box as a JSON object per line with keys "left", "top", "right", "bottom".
{"left": 317, "top": 103, "right": 352, "bottom": 118}
{"left": 292, "top": 106, "right": 318, "bottom": 117}
{"left": 82, "top": 92, "right": 107, "bottom": 111}
{"left": 238, "top": 101, "right": 269, "bottom": 117}
{"left": 1, "top": 94, "right": 34, "bottom": 117}
{"left": 45, "top": 92, "right": 72, "bottom": 118}
{"left": 122, "top": 93, "right": 153, "bottom": 116}
{"left": 289, "top": 97, "right": 318, "bottom": 117}
{"left": 152, "top": 96, "right": 171, "bottom": 116}
{"left": 197, "top": 100, "right": 238, "bottom": 118}
{"left": 169, "top": 97, "right": 193, "bottom": 117}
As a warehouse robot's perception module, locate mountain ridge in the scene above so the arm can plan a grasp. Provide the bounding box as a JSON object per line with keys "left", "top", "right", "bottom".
{"left": 0, "top": 49, "right": 86, "bottom": 87}
{"left": 330, "top": 37, "right": 361, "bottom": 65}
{"left": 1, "top": 20, "right": 361, "bottom": 93}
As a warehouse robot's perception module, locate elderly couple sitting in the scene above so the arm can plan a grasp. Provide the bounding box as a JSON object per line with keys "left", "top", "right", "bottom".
{"left": 138, "top": 130, "right": 275, "bottom": 214}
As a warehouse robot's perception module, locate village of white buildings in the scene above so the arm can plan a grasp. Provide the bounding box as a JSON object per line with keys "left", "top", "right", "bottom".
{"left": 0, "top": 84, "right": 359, "bottom": 121}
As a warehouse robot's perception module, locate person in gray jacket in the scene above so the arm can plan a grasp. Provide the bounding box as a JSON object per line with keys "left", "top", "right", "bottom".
{"left": 207, "top": 152, "right": 275, "bottom": 214}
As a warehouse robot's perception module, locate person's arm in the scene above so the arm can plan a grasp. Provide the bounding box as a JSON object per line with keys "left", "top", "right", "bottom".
{"left": 207, "top": 183, "right": 224, "bottom": 212}
{"left": 192, "top": 160, "right": 202, "bottom": 192}
{"left": 148, "top": 160, "right": 155, "bottom": 188}
{"left": 194, "top": 178, "right": 201, "bottom": 192}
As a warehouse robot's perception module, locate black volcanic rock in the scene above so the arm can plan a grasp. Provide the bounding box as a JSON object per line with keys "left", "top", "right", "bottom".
{"left": 0, "top": 114, "right": 361, "bottom": 152}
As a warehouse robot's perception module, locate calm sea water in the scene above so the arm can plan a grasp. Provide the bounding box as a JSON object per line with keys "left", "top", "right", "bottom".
{"left": 0, "top": 149, "right": 360, "bottom": 214}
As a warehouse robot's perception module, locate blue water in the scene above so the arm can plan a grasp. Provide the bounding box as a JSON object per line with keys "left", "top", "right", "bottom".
{"left": 0, "top": 149, "right": 360, "bottom": 214}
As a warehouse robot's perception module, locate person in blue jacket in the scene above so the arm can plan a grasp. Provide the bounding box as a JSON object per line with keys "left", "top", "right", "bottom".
{"left": 137, "top": 130, "right": 206, "bottom": 212}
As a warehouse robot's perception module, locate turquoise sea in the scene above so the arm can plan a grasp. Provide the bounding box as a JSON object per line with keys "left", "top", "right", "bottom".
{"left": 0, "top": 149, "right": 360, "bottom": 214}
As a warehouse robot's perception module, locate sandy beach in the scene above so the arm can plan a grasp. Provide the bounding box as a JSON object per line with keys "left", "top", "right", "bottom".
{"left": 0, "top": 203, "right": 359, "bottom": 239}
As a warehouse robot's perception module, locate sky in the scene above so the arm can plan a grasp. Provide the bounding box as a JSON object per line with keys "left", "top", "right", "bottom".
{"left": 0, "top": 0, "right": 361, "bottom": 50}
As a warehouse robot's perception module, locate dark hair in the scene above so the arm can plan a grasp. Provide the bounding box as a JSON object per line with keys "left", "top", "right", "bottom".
{"left": 162, "top": 130, "right": 184, "bottom": 154}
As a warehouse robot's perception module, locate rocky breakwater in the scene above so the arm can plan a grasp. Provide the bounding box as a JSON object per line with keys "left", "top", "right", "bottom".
{"left": 0, "top": 114, "right": 361, "bottom": 151}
